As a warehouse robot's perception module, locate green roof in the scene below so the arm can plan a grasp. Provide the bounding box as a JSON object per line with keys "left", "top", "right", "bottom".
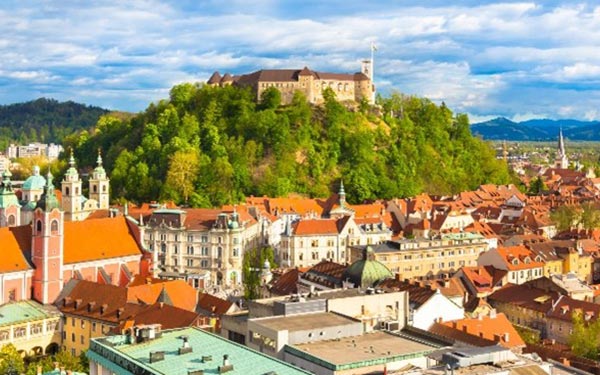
{"left": 88, "top": 327, "right": 312, "bottom": 375}
{"left": 0, "top": 171, "right": 20, "bottom": 209}
{"left": 0, "top": 300, "right": 60, "bottom": 327}
{"left": 22, "top": 166, "right": 46, "bottom": 190}
{"left": 343, "top": 247, "right": 393, "bottom": 288}
{"left": 36, "top": 172, "right": 60, "bottom": 212}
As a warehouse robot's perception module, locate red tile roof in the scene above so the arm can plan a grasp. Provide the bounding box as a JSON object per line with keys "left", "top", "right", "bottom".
{"left": 197, "top": 292, "right": 234, "bottom": 315}
{"left": 63, "top": 216, "right": 142, "bottom": 264}
{"left": 433, "top": 313, "right": 525, "bottom": 349}
{"left": 292, "top": 219, "right": 340, "bottom": 235}
{"left": 127, "top": 280, "right": 197, "bottom": 312}
{"left": 0, "top": 225, "right": 32, "bottom": 273}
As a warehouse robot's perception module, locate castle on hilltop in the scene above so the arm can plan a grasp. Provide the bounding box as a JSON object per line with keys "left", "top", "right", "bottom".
{"left": 207, "top": 61, "right": 375, "bottom": 105}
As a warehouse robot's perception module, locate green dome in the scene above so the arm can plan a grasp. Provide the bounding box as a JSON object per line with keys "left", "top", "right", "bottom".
{"left": 343, "top": 246, "right": 393, "bottom": 288}
{"left": 0, "top": 171, "right": 20, "bottom": 209}
{"left": 22, "top": 166, "right": 46, "bottom": 190}
{"left": 36, "top": 172, "right": 60, "bottom": 212}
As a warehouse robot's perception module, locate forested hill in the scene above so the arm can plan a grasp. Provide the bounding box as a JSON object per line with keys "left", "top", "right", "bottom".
{"left": 471, "top": 117, "right": 600, "bottom": 140}
{"left": 67, "top": 84, "right": 511, "bottom": 206}
{"left": 0, "top": 98, "right": 109, "bottom": 148}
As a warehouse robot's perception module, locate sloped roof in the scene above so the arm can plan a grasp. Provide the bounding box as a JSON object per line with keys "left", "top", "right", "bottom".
{"left": 63, "top": 216, "right": 142, "bottom": 264}
{"left": 0, "top": 225, "right": 33, "bottom": 273}
{"left": 114, "top": 302, "right": 202, "bottom": 333}
{"left": 497, "top": 245, "right": 544, "bottom": 270}
{"left": 292, "top": 219, "right": 340, "bottom": 235}
{"left": 377, "top": 279, "right": 436, "bottom": 308}
{"left": 127, "top": 280, "right": 197, "bottom": 312}
{"left": 269, "top": 268, "right": 300, "bottom": 296}
{"left": 436, "top": 313, "right": 525, "bottom": 349}
{"left": 197, "top": 292, "right": 233, "bottom": 315}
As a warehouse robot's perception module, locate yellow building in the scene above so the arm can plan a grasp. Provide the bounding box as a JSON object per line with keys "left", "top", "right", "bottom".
{"left": 350, "top": 232, "right": 488, "bottom": 280}
{"left": 527, "top": 240, "right": 593, "bottom": 283}
{"left": 0, "top": 300, "right": 62, "bottom": 359}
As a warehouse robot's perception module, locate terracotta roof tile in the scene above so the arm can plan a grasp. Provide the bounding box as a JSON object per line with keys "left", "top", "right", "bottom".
{"left": 269, "top": 268, "right": 300, "bottom": 296}
{"left": 293, "top": 219, "right": 340, "bottom": 235}
{"left": 434, "top": 313, "right": 525, "bottom": 349}
{"left": 197, "top": 292, "right": 233, "bottom": 315}
{"left": 0, "top": 225, "right": 32, "bottom": 273}
{"left": 63, "top": 216, "right": 142, "bottom": 264}
{"left": 127, "top": 280, "right": 197, "bottom": 312}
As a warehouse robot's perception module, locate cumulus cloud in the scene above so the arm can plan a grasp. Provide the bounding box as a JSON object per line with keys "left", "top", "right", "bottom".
{"left": 0, "top": 1, "right": 598, "bottom": 120}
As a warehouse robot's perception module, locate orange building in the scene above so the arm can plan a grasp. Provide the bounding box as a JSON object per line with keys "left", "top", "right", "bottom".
{"left": 0, "top": 171, "right": 147, "bottom": 305}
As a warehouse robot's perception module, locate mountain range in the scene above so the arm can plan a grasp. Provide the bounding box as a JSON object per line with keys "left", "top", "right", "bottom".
{"left": 470, "top": 117, "right": 600, "bottom": 141}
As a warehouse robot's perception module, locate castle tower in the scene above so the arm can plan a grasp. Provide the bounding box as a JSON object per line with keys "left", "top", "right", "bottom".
{"left": 339, "top": 179, "right": 346, "bottom": 208}
{"left": 0, "top": 171, "right": 21, "bottom": 227}
{"left": 89, "top": 150, "right": 110, "bottom": 209}
{"left": 555, "top": 128, "right": 569, "bottom": 169}
{"left": 61, "top": 151, "right": 83, "bottom": 221}
{"left": 32, "top": 171, "right": 64, "bottom": 304}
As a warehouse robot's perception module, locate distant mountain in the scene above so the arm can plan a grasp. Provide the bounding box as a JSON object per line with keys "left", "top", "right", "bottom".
{"left": 0, "top": 98, "right": 110, "bottom": 148}
{"left": 471, "top": 117, "right": 600, "bottom": 141}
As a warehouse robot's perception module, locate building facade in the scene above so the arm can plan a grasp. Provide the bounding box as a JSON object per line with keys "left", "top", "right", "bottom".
{"left": 208, "top": 64, "right": 374, "bottom": 105}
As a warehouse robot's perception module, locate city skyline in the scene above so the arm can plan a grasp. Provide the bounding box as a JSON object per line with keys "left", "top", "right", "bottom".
{"left": 0, "top": 1, "right": 599, "bottom": 122}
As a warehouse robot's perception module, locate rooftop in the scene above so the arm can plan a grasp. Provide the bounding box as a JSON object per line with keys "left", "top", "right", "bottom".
{"left": 251, "top": 312, "right": 357, "bottom": 331}
{"left": 0, "top": 300, "right": 60, "bottom": 326}
{"left": 88, "top": 327, "right": 311, "bottom": 375}
{"left": 287, "top": 331, "right": 436, "bottom": 369}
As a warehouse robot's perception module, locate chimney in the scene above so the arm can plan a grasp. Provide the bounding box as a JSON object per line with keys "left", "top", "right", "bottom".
{"left": 100, "top": 304, "right": 108, "bottom": 315}
{"left": 452, "top": 321, "right": 458, "bottom": 329}
{"left": 116, "top": 307, "right": 124, "bottom": 319}
{"left": 490, "top": 309, "right": 497, "bottom": 319}
{"left": 462, "top": 325, "right": 468, "bottom": 333}
{"left": 179, "top": 335, "right": 193, "bottom": 355}
{"left": 503, "top": 333, "right": 510, "bottom": 342}
{"left": 218, "top": 354, "right": 234, "bottom": 373}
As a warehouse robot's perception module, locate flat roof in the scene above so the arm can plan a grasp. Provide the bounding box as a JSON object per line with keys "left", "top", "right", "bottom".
{"left": 287, "top": 331, "right": 436, "bottom": 368}
{"left": 0, "top": 300, "right": 59, "bottom": 326}
{"left": 89, "top": 327, "right": 311, "bottom": 375}
{"left": 251, "top": 312, "right": 358, "bottom": 331}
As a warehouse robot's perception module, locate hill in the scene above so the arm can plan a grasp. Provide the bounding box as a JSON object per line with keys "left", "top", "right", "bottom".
{"left": 64, "top": 85, "right": 511, "bottom": 206}
{"left": 471, "top": 117, "right": 600, "bottom": 140}
{"left": 0, "top": 98, "right": 110, "bottom": 150}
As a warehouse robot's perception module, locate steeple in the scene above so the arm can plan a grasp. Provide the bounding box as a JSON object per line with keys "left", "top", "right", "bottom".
{"left": 555, "top": 128, "right": 569, "bottom": 169}
{"left": 0, "top": 171, "right": 21, "bottom": 227}
{"left": 89, "top": 148, "right": 110, "bottom": 210}
{"left": 37, "top": 170, "right": 60, "bottom": 212}
{"left": 62, "top": 149, "right": 83, "bottom": 220}
{"left": 339, "top": 179, "right": 346, "bottom": 208}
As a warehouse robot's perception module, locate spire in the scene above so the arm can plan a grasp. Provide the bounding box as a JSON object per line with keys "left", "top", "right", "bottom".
{"left": 339, "top": 179, "right": 346, "bottom": 208}
{"left": 37, "top": 170, "right": 60, "bottom": 212}
{"left": 96, "top": 148, "right": 103, "bottom": 167}
{"left": 65, "top": 148, "right": 79, "bottom": 180}
{"left": 558, "top": 127, "right": 565, "bottom": 156}
{"left": 69, "top": 148, "right": 76, "bottom": 168}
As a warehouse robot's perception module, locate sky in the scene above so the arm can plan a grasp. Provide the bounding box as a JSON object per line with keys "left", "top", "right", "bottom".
{"left": 0, "top": 1, "right": 599, "bottom": 122}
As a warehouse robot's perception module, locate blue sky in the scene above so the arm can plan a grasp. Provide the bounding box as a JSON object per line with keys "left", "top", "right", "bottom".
{"left": 0, "top": 1, "right": 599, "bottom": 122}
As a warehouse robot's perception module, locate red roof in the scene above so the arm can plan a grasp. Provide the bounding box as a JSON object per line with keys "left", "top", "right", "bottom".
{"left": 293, "top": 219, "right": 340, "bottom": 235}
{"left": 0, "top": 225, "right": 32, "bottom": 273}
{"left": 63, "top": 216, "right": 142, "bottom": 264}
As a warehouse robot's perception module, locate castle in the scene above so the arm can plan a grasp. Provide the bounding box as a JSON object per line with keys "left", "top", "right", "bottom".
{"left": 207, "top": 61, "right": 375, "bottom": 105}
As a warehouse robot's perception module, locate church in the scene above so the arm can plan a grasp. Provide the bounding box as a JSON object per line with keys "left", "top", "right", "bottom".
{"left": 0, "top": 153, "right": 148, "bottom": 306}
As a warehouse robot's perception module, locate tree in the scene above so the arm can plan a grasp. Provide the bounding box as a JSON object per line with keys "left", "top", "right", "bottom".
{"left": 163, "top": 150, "right": 200, "bottom": 204}
{"left": 259, "top": 87, "right": 281, "bottom": 110}
{"left": 569, "top": 309, "right": 600, "bottom": 360}
{"left": 0, "top": 344, "right": 25, "bottom": 375}
{"left": 242, "top": 247, "right": 276, "bottom": 300}
{"left": 580, "top": 202, "right": 600, "bottom": 230}
{"left": 550, "top": 205, "right": 579, "bottom": 232}
{"left": 527, "top": 176, "right": 547, "bottom": 195}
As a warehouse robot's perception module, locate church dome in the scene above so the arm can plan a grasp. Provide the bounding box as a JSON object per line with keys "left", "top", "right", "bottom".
{"left": 343, "top": 246, "right": 393, "bottom": 289}
{"left": 22, "top": 166, "right": 46, "bottom": 191}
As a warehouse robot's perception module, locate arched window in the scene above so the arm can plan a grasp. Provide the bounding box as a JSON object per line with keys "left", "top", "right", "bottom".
{"left": 36, "top": 220, "right": 42, "bottom": 233}
{"left": 50, "top": 220, "right": 59, "bottom": 233}
{"left": 65, "top": 187, "right": 70, "bottom": 196}
{"left": 75, "top": 187, "right": 79, "bottom": 195}
{"left": 7, "top": 215, "right": 15, "bottom": 226}
{"left": 92, "top": 185, "right": 97, "bottom": 193}
{"left": 102, "top": 185, "right": 107, "bottom": 193}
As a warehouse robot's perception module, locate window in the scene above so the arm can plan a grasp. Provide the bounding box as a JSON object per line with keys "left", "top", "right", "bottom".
{"left": 312, "top": 251, "right": 319, "bottom": 260}
{"left": 0, "top": 330, "right": 9, "bottom": 341}
{"left": 71, "top": 348, "right": 76, "bottom": 357}
{"left": 71, "top": 333, "right": 75, "bottom": 342}
{"left": 187, "top": 246, "right": 194, "bottom": 255}
{"left": 188, "top": 235, "right": 194, "bottom": 242}
{"left": 187, "top": 259, "right": 194, "bottom": 267}
{"left": 7, "top": 215, "right": 15, "bottom": 226}
{"left": 36, "top": 220, "right": 42, "bottom": 233}
{"left": 160, "top": 234, "right": 167, "bottom": 241}
{"left": 299, "top": 253, "right": 304, "bottom": 261}
{"left": 65, "top": 187, "right": 70, "bottom": 196}
{"left": 201, "top": 236, "right": 208, "bottom": 243}
{"left": 311, "top": 240, "right": 319, "bottom": 247}
{"left": 30, "top": 323, "right": 43, "bottom": 335}
{"left": 233, "top": 248, "right": 239, "bottom": 257}
{"left": 92, "top": 185, "right": 97, "bottom": 193}
{"left": 92, "top": 322, "right": 96, "bottom": 332}
{"left": 75, "top": 187, "right": 79, "bottom": 195}
{"left": 102, "top": 185, "right": 107, "bottom": 192}
{"left": 201, "top": 247, "right": 209, "bottom": 256}
{"left": 14, "top": 327, "right": 25, "bottom": 338}
{"left": 173, "top": 245, "right": 178, "bottom": 254}
{"left": 233, "top": 237, "right": 239, "bottom": 245}
{"left": 51, "top": 220, "right": 59, "bottom": 233}
{"left": 71, "top": 318, "right": 75, "bottom": 327}
{"left": 201, "top": 260, "right": 209, "bottom": 268}
{"left": 80, "top": 335, "right": 85, "bottom": 344}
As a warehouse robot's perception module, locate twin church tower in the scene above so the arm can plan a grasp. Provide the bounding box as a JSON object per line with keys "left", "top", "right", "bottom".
{"left": 0, "top": 150, "right": 110, "bottom": 228}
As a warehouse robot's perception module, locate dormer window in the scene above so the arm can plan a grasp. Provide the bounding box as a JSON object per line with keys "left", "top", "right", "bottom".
{"left": 512, "top": 258, "right": 519, "bottom": 265}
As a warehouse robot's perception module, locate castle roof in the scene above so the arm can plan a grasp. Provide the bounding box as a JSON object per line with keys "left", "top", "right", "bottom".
{"left": 207, "top": 71, "right": 222, "bottom": 84}
{"left": 343, "top": 247, "right": 393, "bottom": 288}
{"left": 22, "top": 166, "right": 46, "bottom": 191}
